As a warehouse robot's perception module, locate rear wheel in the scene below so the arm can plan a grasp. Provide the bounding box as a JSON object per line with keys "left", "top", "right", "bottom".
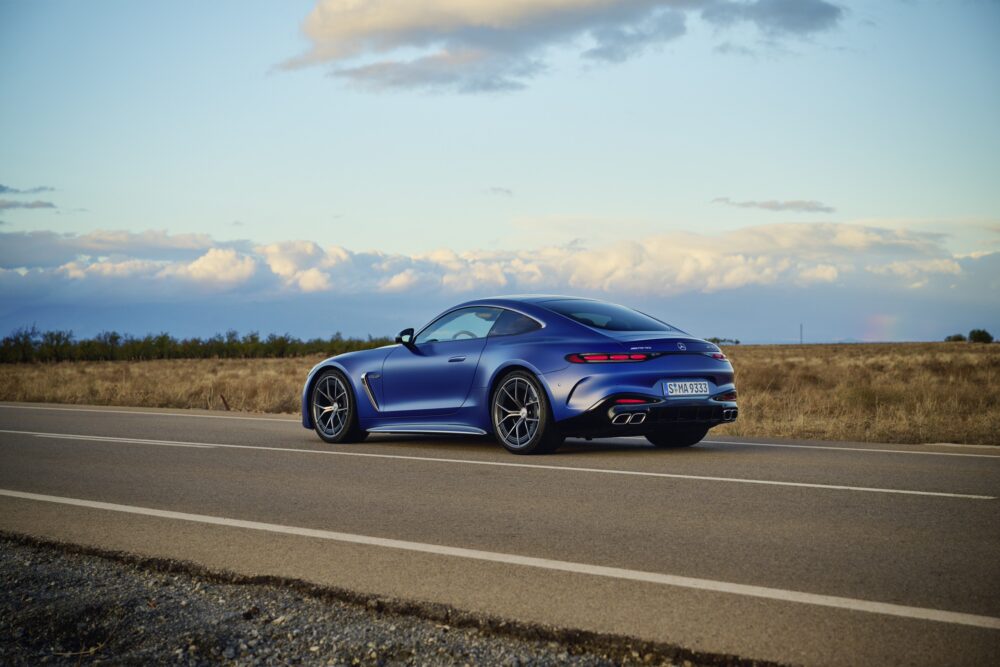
{"left": 491, "top": 371, "right": 563, "bottom": 455}
{"left": 311, "top": 369, "right": 367, "bottom": 444}
{"left": 646, "top": 427, "right": 707, "bottom": 449}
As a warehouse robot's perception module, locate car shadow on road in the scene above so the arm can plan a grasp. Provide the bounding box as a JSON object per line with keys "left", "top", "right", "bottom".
{"left": 359, "top": 434, "right": 721, "bottom": 457}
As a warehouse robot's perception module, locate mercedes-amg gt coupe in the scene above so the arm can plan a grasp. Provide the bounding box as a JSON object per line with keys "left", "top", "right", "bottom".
{"left": 301, "top": 295, "right": 737, "bottom": 454}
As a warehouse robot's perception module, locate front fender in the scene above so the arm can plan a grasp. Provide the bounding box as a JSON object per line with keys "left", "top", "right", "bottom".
{"left": 301, "top": 345, "right": 397, "bottom": 429}
{"left": 301, "top": 359, "right": 350, "bottom": 429}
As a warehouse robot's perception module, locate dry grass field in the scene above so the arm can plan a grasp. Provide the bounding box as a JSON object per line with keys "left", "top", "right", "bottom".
{"left": 1, "top": 342, "right": 997, "bottom": 445}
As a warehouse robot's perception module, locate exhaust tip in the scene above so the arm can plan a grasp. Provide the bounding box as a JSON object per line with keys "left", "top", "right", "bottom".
{"left": 722, "top": 408, "right": 738, "bottom": 422}
{"left": 629, "top": 412, "right": 647, "bottom": 424}
{"left": 611, "top": 414, "right": 631, "bottom": 425}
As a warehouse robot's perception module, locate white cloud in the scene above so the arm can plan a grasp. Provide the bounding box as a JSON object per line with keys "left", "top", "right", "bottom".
{"left": 59, "top": 259, "right": 165, "bottom": 280}
{"left": 159, "top": 248, "right": 257, "bottom": 288}
{"left": 255, "top": 240, "right": 350, "bottom": 291}
{"left": 284, "top": 0, "right": 844, "bottom": 92}
{"left": 797, "top": 263, "right": 839, "bottom": 283}
{"left": 866, "top": 258, "right": 962, "bottom": 280}
{"left": 0, "top": 229, "right": 234, "bottom": 269}
{"left": 296, "top": 267, "right": 333, "bottom": 292}
{"left": 380, "top": 268, "right": 425, "bottom": 292}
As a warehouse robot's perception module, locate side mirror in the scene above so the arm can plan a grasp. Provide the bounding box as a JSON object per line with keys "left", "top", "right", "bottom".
{"left": 395, "top": 328, "right": 415, "bottom": 346}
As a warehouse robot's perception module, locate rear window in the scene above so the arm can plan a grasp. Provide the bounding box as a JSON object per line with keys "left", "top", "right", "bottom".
{"left": 542, "top": 300, "right": 675, "bottom": 332}
{"left": 489, "top": 309, "right": 542, "bottom": 337}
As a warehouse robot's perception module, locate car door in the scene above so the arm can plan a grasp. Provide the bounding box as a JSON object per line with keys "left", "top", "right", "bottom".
{"left": 380, "top": 306, "right": 501, "bottom": 417}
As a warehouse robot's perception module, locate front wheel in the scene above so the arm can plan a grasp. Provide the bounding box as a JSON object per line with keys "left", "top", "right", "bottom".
{"left": 646, "top": 427, "right": 708, "bottom": 449}
{"left": 311, "top": 369, "right": 367, "bottom": 444}
{"left": 491, "top": 371, "right": 563, "bottom": 455}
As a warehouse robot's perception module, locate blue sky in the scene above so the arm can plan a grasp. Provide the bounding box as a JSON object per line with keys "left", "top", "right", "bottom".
{"left": 1, "top": 0, "right": 998, "bottom": 342}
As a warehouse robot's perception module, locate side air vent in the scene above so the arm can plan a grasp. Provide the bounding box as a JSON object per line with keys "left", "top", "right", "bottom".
{"left": 361, "top": 372, "right": 380, "bottom": 411}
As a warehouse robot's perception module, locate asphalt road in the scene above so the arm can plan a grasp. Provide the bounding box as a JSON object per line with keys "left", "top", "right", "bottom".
{"left": 1, "top": 402, "right": 998, "bottom": 666}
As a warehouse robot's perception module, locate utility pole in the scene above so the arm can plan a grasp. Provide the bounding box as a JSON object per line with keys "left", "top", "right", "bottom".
{"left": 799, "top": 323, "right": 803, "bottom": 345}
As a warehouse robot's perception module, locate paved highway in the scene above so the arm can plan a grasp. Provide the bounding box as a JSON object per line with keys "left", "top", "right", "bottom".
{"left": 0, "top": 402, "right": 997, "bottom": 665}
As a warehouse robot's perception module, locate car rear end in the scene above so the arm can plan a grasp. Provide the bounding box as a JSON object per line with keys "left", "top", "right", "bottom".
{"left": 550, "top": 337, "right": 738, "bottom": 437}
{"left": 532, "top": 299, "right": 738, "bottom": 439}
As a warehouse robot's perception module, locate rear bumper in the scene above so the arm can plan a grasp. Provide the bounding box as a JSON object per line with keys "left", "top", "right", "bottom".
{"left": 556, "top": 397, "right": 738, "bottom": 438}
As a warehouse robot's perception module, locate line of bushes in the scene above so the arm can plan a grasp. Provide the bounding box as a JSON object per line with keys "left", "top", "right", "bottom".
{"left": 944, "top": 329, "right": 994, "bottom": 344}
{"left": 0, "top": 326, "right": 393, "bottom": 363}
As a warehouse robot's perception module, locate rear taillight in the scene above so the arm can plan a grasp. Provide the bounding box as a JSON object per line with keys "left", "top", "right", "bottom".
{"left": 710, "top": 352, "right": 727, "bottom": 360}
{"left": 713, "top": 390, "right": 738, "bottom": 401}
{"left": 567, "top": 353, "right": 650, "bottom": 363}
{"left": 615, "top": 398, "right": 650, "bottom": 404}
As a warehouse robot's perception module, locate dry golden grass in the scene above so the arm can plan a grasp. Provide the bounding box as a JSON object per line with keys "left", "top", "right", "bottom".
{"left": 714, "top": 342, "right": 999, "bottom": 445}
{"left": 0, "top": 357, "right": 313, "bottom": 415}
{"left": 0, "top": 342, "right": 997, "bottom": 445}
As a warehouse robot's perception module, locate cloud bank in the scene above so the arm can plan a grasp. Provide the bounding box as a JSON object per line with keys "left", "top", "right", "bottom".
{"left": 2, "top": 223, "right": 996, "bottom": 341}
{"left": 0, "top": 222, "right": 980, "bottom": 302}
{"left": 284, "top": 0, "right": 845, "bottom": 91}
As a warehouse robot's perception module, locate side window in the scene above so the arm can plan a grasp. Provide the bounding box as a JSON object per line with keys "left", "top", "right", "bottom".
{"left": 489, "top": 309, "right": 542, "bottom": 337}
{"left": 415, "top": 307, "right": 501, "bottom": 344}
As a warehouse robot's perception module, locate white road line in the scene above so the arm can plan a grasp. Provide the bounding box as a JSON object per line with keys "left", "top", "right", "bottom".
{"left": 700, "top": 440, "right": 1000, "bottom": 459}
{"left": 2, "top": 488, "right": 998, "bottom": 631}
{"left": 0, "top": 404, "right": 296, "bottom": 423}
{"left": 36, "top": 433, "right": 217, "bottom": 449}
{"left": 5, "top": 403, "right": 996, "bottom": 458}
{"left": 1, "top": 429, "right": 993, "bottom": 501}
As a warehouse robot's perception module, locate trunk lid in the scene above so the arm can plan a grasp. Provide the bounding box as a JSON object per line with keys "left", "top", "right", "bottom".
{"left": 599, "top": 331, "right": 720, "bottom": 354}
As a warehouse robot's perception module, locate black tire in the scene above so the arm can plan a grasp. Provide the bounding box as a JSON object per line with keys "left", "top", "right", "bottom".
{"left": 490, "top": 370, "right": 563, "bottom": 455}
{"left": 310, "top": 369, "right": 367, "bottom": 444}
{"left": 646, "top": 427, "right": 708, "bottom": 449}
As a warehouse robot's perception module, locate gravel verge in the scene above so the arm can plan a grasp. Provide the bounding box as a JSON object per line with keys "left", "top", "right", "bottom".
{"left": 0, "top": 533, "right": 777, "bottom": 666}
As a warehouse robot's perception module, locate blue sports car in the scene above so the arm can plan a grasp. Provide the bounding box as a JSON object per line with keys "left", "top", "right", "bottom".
{"left": 301, "top": 295, "right": 737, "bottom": 454}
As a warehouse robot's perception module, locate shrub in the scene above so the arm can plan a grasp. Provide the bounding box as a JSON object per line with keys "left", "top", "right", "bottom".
{"left": 969, "top": 329, "right": 994, "bottom": 344}
{"left": 707, "top": 337, "right": 741, "bottom": 345}
{"left": 944, "top": 333, "right": 967, "bottom": 342}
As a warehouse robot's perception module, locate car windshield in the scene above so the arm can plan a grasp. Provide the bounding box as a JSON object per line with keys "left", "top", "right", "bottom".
{"left": 542, "top": 299, "right": 675, "bottom": 332}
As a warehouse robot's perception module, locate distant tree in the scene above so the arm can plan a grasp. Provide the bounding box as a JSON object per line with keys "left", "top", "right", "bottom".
{"left": 707, "top": 337, "right": 740, "bottom": 345}
{"left": 0, "top": 326, "right": 394, "bottom": 363}
{"left": 944, "top": 333, "right": 967, "bottom": 342}
{"left": 1, "top": 325, "right": 40, "bottom": 363}
{"left": 39, "top": 330, "right": 74, "bottom": 361}
{"left": 968, "top": 329, "right": 994, "bottom": 344}
{"left": 93, "top": 331, "right": 122, "bottom": 360}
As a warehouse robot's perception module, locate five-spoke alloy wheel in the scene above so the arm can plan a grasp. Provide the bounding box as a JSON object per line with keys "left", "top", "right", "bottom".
{"left": 491, "top": 371, "right": 562, "bottom": 454}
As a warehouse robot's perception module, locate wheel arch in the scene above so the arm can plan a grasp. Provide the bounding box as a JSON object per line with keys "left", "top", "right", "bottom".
{"left": 485, "top": 361, "right": 558, "bottom": 433}
{"left": 301, "top": 361, "right": 352, "bottom": 429}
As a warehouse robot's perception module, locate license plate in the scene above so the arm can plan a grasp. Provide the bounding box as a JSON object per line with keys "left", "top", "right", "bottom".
{"left": 664, "top": 381, "right": 710, "bottom": 397}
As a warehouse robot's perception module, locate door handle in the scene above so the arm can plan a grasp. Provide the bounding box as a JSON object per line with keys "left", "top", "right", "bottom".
{"left": 448, "top": 356, "right": 466, "bottom": 363}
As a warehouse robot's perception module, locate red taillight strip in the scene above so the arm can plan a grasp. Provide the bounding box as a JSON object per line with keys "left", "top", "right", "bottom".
{"left": 615, "top": 398, "right": 649, "bottom": 404}
{"left": 567, "top": 352, "right": 651, "bottom": 363}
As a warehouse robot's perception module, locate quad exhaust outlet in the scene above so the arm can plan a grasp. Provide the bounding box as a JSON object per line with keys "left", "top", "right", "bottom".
{"left": 612, "top": 412, "right": 647, "bottom": 425}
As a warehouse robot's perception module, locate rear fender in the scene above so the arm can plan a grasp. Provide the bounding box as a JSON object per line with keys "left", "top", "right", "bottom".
{"left": 479, "top": 360, "right": 559, "bottom": 424}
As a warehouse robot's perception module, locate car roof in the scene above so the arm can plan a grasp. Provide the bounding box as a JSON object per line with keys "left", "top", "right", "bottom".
{"left": 445, "top": 295, "right": 603, "bottom": 315}
{"left": 477, "top": 294, "right": 595, "bottom": 304}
